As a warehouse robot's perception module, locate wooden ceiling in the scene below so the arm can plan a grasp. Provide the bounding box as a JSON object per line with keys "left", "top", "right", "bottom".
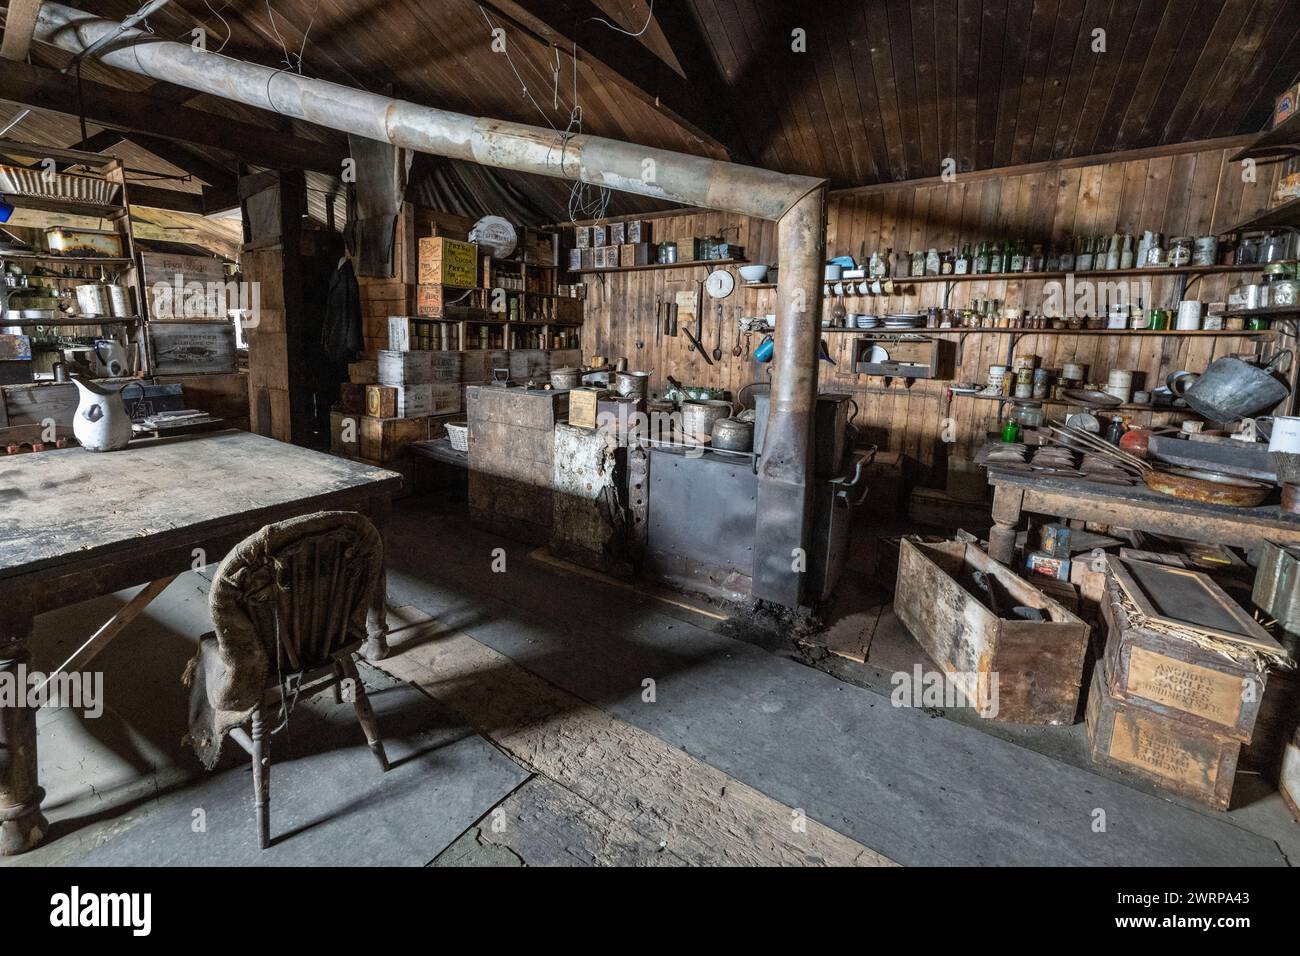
{"left": 2, "top": 0, "right": 1299, "bottom": 207}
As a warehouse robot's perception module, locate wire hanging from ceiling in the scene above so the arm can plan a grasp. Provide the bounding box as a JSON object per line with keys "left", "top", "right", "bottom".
{"left": 587, "top": 0, "right": 654, "bottom": 38}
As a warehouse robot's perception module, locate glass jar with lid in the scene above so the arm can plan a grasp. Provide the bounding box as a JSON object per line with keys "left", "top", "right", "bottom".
{"left": 1169, "top": 236, "right": 1193, "bottom": 267}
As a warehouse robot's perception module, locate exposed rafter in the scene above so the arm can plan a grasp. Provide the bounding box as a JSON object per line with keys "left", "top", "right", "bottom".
{"left": 0, "top": 60, "right": 347, "bottom": 174}
{"left": 0, "top": 0, "right": 41, "bottom": 62}
{"left": 478, "top": 0, "right": 751, "bottom": 163}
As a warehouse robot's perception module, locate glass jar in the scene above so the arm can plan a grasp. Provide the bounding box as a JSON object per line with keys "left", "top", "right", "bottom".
{"left": 1271, "top": 278, "right": 1299, "bottom": 309}
{"left": 1169, "top": 236, "right": 1193, "bottom": 267}
{"left": 1011, "top": 403, "right": 1044, "bottom": 429}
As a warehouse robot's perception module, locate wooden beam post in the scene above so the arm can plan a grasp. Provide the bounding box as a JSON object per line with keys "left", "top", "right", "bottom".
{"left": 0, "top": 0, "right": 41, "bottom": 62}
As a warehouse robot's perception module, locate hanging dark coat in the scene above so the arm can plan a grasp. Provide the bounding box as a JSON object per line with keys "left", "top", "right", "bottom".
{"left": 320, "top": 258, "right": 362, "bottom": 363}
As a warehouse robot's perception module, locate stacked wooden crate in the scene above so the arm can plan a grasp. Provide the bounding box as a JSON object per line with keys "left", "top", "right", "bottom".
{"left": 466, "top": 384, "right": 568, "bottom": 545}
{"left": 1087, "top": 558, "right": 1288, "bottom": 810}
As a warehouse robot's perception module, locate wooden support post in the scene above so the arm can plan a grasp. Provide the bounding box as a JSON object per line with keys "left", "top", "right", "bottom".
{"left": 988, "top": 485, "right": 1025, "bottom": 566}
{"left": 0, "top": 594, "right": 47, "bottom": 855}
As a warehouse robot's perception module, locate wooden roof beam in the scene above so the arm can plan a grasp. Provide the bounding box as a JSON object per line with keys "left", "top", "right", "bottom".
{"left": 0, "top": 60, "right": 347, "bottom": 174}
{"left": 478, "top": 0, "right": 752, "bottom": 163}
{"left": 1, "top": 0, "right": 41, "bottom": 62}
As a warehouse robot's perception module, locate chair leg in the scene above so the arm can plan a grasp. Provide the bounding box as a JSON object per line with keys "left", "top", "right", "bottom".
{"left": 343, "top": 659, "right": 389, "bottom": 772}
{"left": 250, "top": 705, "right": 271, "bottom": 849}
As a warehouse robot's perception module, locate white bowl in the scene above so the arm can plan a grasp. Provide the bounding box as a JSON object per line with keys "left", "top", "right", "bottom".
{"left": 738, "top": 265, "right": 769, "bottom": 283}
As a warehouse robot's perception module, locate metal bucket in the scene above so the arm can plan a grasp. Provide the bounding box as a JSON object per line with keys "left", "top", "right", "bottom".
{"left": 1183, "top": 350, "right": 1292, "bottom": 422}
{"left": 680, "top": 399, "right": 733, "bottom": 442}
{"left": 549, "top": 366, "right": 581, "bottom": 390}
{"left": 614, "top": 369, "right": 649, "bottom": 399}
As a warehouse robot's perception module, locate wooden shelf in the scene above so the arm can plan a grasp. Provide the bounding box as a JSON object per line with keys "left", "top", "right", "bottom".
{"left": 2, "top": 316, "right": 142, "bottom": 327}
{"left": 954, "top": 391, "right": 1199, "bottom": 415}
{"left": 570, "top": 258, "right": 748, "bottom": 276}
{"left": 826, "top": 264, "right": 1261, "bottom": 286}
{"left": 1230, "top": 113, "right": 1300, "bottom": 162}
{"left": 1221, "top": 306, "right": 1300, "bottom": 319}
{"left": 741, "top": 282, "right": 777, "bottom": 290}
{"left": 0, "top": 252, "right": 134, "bottom": 264}
{"left": 823, "top": 326, "right": 1275, "bottom": 337}
{"left": 1228, "top": 196, "right": 1300, "bottom": 233}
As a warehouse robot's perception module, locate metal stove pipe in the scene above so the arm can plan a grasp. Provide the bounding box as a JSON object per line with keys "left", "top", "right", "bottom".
{"left": 30, "top": 0, "right": 827, "bottom": 606}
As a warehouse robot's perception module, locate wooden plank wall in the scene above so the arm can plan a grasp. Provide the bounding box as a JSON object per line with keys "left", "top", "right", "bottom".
{"left": 577, "top": 144, "right": 1285, "bottom": 483}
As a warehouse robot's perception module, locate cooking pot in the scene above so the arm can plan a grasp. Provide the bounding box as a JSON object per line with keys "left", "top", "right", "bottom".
{"left": 1183, "top": 350, "right": 1292, "bottom": 422}
{"left": 680, "top": 399, "right": 734, "bottom": 442}
{"left": 549, "top": 366, "right": 581, "bottom": 390}
{"left": 710, "top": 417, "right": 754, "bottom": 452}
{"left": 614, "top": 369, "right": 649, "bottom": 399}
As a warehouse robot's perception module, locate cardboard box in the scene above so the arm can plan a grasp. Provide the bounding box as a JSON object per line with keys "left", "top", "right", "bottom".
{"left": 1086, "top": 663, "right": 1240, "bottom": 811}
{"left": 568, "top": 248, "right": 584, "bottom": 271}
{"left": 607, "top": 221, "right": 625, "bottom": 245}
{"left": 626, "top": 219, "right": 652, "bottom": 244}
{"left": 894, "top": 538, "right": 1090, "bottom": 724}
{"left": 592, "top": 224, "right": 608, "bottom": 247}
{"left": 575, "top": 226, "right": 591, "bottom": 249}
{"left": 417, "top": 236, "right": 478, "bottom": 287}
{"left": 378, "top": 349, "right": 433, "bottom": 386}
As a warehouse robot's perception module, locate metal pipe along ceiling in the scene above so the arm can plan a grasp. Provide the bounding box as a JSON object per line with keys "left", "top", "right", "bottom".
{"left": 32, "top": 1, "right": 824, "bottom": 222}
{"left": 30, "top": 0, "right": 827, "bottom": 607}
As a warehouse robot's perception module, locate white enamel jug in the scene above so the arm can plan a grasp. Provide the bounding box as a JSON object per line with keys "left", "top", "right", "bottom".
{"left": 71, "top": 375, "right": 132, "bottom": 452}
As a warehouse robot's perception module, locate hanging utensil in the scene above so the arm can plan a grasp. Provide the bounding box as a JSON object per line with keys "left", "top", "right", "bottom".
{"left": 682, "top": 324, "right": 714, "bottom": 365}
{"left": 713, "top": 303, "right": 723, "bottom": 361}
{"left": 732, "top": 317, "right": 743, "bottom": 357}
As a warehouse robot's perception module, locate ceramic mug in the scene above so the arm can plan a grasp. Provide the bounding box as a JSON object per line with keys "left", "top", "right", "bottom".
{"left": 1269, "top": 415, "right": 1300, "bottom": 454}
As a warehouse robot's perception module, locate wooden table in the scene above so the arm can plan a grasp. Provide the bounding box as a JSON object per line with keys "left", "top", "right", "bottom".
{"left": 0, "top": 430, "right": 401, "bottom": 855}
{"left": 987, "top": 468, "right": 1300, "bottom": 564}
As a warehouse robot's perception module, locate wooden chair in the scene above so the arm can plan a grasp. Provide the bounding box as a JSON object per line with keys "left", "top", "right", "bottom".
{"left": 183, "top": 511, "right": 390, "bottom": 849}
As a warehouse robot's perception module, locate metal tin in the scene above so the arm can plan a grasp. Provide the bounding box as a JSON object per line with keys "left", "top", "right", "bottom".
{"left": 1192, "top": 235, "right": 1218, "bottom": 266}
